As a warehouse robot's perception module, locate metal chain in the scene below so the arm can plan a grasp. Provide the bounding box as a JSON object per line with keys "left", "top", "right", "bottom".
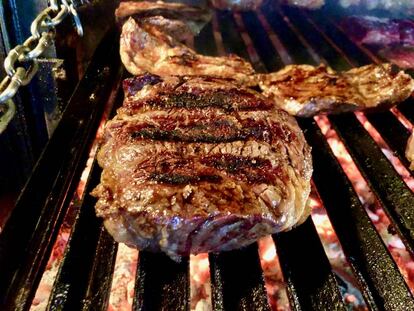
{"left": 0, "top": 0, "right": 83, "bottom": 133}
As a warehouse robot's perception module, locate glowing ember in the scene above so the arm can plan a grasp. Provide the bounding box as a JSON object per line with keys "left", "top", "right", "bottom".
{"left": 108, "top": 244, "right": 139, "bottom": 311}
{"left": 30, "top": 230, "right": 71, "bottom": 311}
{"left": 190, "top": 254, "right": 212, "bottom": 311}
{"left": 262, "top": 240, "right": 277, "bottom": 263}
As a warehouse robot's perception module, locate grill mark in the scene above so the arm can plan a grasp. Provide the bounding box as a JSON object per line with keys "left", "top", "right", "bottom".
{"left": 131, "top": 128, "right": 243, "bottom": 143}
{"left": 127, "top": 118, "right": 295, "bottom": 144}
{"left": 115, "top": 77, "right": 295, "bottom": 186}
{"left": 124, "top": 89, "right": 273, "bottom": 112}
{"left": 130, "top": 153, "right": 283, "bottom": 185}
{"left": 149, "top": 173, "right": 222, "bottom": 184}
{"left": 201, "top": 154, "right": 277, "bottom": 184}
{"left": 201, "top": 154, "right": 272, "bottom": 171}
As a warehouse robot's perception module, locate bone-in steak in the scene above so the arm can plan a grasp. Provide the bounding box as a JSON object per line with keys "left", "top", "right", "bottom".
{"left": 92, "top": 74, "right": 312, "bottom": 260}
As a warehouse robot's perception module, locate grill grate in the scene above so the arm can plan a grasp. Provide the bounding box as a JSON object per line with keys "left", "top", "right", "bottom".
{"left": 1, "top": 3, "right": 414, "bottom": 311}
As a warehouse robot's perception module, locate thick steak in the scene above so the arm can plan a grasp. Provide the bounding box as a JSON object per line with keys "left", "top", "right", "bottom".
{"left": 92, "top": 74, "right": 312, "bottom": 260}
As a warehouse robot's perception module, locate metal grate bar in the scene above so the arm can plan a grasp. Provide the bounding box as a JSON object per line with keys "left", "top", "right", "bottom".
{"left": 358, "top": 112, "right": 412, "bottom": 168}
{"left": 398, "top": 98, "right": 414, "bottom": 125}
{"left": 215, "top": 10, "right": 266, "bottom": 72}
{"left": 305, "top": 10, "right": 373, "bottom": 65}
{"left": 194, "top": 22, "right": 218, "bottom": 57}
{"left": 133, "top": 253, "right": 190, "bottom": 311}
{"left": 255, "top": 12, "right": 293, "bottom": 65}
{"left": 209, "top": 244, "right": 270, "bottom": 311}
{"left": 237, "top": 12, "right": 284, "bottom": 72}
{"left": 81, "top": 226, "right": 118, "bottom": 310}
{"left": 259, "top": 6, "right": 321, "bottom": 66}
{"left": 274, "top": 219, "right": 346, "bottom": 311}
{"left": 216, "top": 11, "right": 251, "bottom": 59}
{"left": 47, "top": 161, "right": 118, "bottom": 311}
{"left": 0, "top": 28, "right": 121, "bottom": 310}
{"left": 277, "top": 6, "right": 349, "bottom": 69}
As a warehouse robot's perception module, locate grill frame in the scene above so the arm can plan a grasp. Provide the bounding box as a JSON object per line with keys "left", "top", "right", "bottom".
{"left": 1, "top": 3, "right": 414, "bottom": 311}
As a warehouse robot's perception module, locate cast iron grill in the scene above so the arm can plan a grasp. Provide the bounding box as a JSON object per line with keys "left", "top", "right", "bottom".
{"left": 1, "top": 3, "right": 414, "bottom": 310}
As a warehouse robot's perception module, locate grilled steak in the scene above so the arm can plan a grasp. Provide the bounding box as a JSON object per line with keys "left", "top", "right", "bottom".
{"left": 257, "top": 64, "right": 414, "bottom": 117}
{"left": 120, "top": 18, "right": 255, "bottom": 84}
{"left": 91, "top": 74, "right": 312, "bottom": 260}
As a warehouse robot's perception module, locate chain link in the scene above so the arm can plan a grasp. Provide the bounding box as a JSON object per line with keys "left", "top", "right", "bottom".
{"left": 0, "top": 68, "right": 25, "bottom": 103}
{"left": 50, "top": 0, "right": 60, "bottom": 11}
{"left": 0, "top": 0, "right": 83, "bottom": 133}
{"left": 0, "top": 99, "right": 16, "bottom": 133}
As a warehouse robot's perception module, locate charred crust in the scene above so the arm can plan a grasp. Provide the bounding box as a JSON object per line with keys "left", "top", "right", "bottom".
{"left": 147, "top": 92, "right": 235, "bottom": 111}
{"left": 128, "top": 119, "right": 294, "bottom": 143}
{"left": 126, "top": 88, "right": 273, "bottom": 112}
{"left": 131, "top": 127, "right": 243, "bottom": 143}
{"left": 201, "top": 154, "right": 272, "bottom": 172}
{"left": 149, "top": 173, "right": 222, "bottom": 184}
{"left": 201, "top": 155, "right": 277, "bottom": 184}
